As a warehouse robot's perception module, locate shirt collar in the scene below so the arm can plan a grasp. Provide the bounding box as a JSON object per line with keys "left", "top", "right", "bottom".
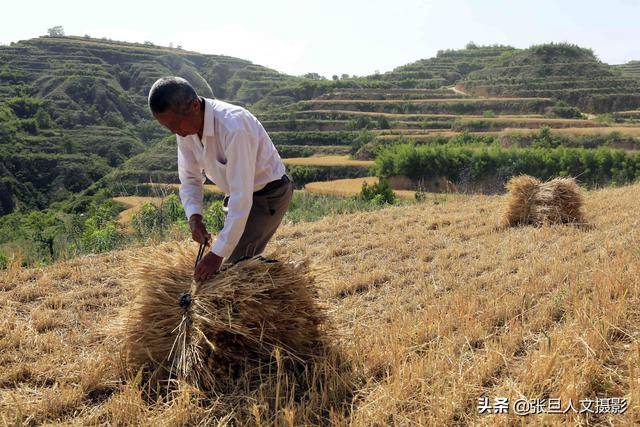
{"left": 202, "top": 97, "right": 215, "bottom": 138}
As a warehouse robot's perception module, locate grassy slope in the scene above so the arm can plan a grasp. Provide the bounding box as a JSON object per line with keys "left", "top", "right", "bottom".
{"left": 2, "top": 183, "right": 640, "bottom": 424}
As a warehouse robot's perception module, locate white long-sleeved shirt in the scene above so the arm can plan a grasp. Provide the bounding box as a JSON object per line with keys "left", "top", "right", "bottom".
{"left": 177, "top": 98, "right": 286, "bottom": 258}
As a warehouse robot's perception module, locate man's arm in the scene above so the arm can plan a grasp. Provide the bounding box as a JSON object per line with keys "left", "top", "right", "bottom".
{"left": 177, "top": 138, "right": 209, "bottom": 243}
{"left": 210, "top": 129, "right": 259, "bottom": 258}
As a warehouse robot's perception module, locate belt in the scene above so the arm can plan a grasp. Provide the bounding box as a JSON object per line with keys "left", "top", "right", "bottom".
{"left": 222, "top": 175, "right": 291, "bottom": 212}
{"left": 253, "top": 174, "right": 291, "bottom": 196}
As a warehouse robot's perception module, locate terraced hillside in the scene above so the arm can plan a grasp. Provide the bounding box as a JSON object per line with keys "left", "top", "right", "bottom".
{"left": 0, "top": 40, "right": 523, "bottom": 215}
{"left": 384, "top": 44, "right": 516, "bottom": 87}
{"left": 4, "top": 40, "right": 640, "bottom": 215}
{"left": 460, "top": 44, "right": 640, "bottom": 113}
{"left": 3, "top": 183, "right": 640, "bottom": 424}
{"left": 111, "top": 89, "right": 640, "bottom": 226}
{"left": 0, "top": 36, "right": 315, "bottom": 214}
{"left": 615, "top": 61, "right": 640, "bottom": 79}
{"left": 0, "top": 36, "right": 299, "bottom": 111}
{"left": 258, "top": 46, "right": 640, "bottom": 195}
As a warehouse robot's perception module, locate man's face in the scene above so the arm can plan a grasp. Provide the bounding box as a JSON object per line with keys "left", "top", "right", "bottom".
{"left": 153, "top": 99, "right": 200, "bottom": 137}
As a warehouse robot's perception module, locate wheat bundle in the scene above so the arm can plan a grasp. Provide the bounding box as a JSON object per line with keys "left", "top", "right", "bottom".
{"left": 120, "top": 242, "right": 327, "bottom": 392}
{"left": 503, "top": 175, "right": 585, "bottom": 226}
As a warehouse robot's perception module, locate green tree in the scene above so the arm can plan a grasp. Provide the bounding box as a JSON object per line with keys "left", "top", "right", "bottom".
{"left": 302, "top": 72, "right": 326, "bottom": 81}
{"left": 23, "top": 211, "right": 65, "bottom": 260}
{"left": 7, "top": 96, "right": 43, "bottom": 119}
{"left": 35, "top": 109, "right": 53, "bottom": 129}
{"left": 532, "top": 126, "right": 559, "bottom": 148}
{"left": 79, "top": 201, "right": 124, "bottom": 253}
{"left": 47, "top": 26, "right": 65, "bottom": 37}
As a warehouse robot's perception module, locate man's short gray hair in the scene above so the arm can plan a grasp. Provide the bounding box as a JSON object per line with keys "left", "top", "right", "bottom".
{"left": 148, "top": 76, "right": 198, "bottom": 114}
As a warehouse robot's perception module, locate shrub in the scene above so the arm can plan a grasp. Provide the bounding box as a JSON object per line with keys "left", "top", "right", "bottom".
{"left": 131, "top": 203, "right": 163, "bottom": 238}
{"left": 375, "top": 142, "right": 640, "bottom": 188}
{"left": 377, "top": 116, "right": 391, "bottom": 129}
{"left": 347, "top": 116, "right": 373, "bottom": 130}
{"left": 203, "top": 200, "right": 226, "bottom": 233}
{"left": 531, "top": 126, "right": 560, "bottom": 149}
{"left": 80, "top": 201, "right": 125, "bottom": 252}
{"left": 163, "top": 194, "right": 185, "bottom": 224}
{"left": 414, "top": 191, "right": 427, "bottom": 202}
{"left": 0, "top": 250, "right": 7, "bottom": 269}
{"left": 549, "top": 101, "right": 583, "bottom": 119}
{"left": 7, "top": 97, "right": 44, "bottom": 119}
{"left": 18, "top": 119, "right": 38, "bottom": 134}
{"left": 34, "top": 109, "right": 53, "bottom": 129}
{"left": 81, "top": 222, "right": 123, "bottom": 253}
{"left": 360, "top": 178, "right": 397, "bottom": 205}
{"left": 595, "top": 114, "right": 615, "bottom": 125}
{"left": 350, "top": 130, "right": 375, "bottom": 156}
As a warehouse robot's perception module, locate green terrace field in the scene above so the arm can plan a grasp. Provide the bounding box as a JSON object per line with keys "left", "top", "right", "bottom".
{"left": 295, "top": 97, "right": 554, "bottom": 114}
{"left": 260, "top": 111, "right": 602, "bottom": 132}
{"left": 383, "top": 44, "right": 516, "bottom": 86}
{"left": 615, "top": 60, "right": 640, "bottom": 78}
{"left": 375, "top": 126, "right": 640, "bottom": 151}
{"left": 314, "top": 88, "right": 470, "bottom": 100}
{"left": 459, "top": 44, "right": 640, "bottom": 113}
{"left": 0, "top": 36, "right": 300, "bottom": 107}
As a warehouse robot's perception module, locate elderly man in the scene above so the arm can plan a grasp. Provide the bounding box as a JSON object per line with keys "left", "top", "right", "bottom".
{"left": 148, "top": 77, "right": 293, "bottom": 281}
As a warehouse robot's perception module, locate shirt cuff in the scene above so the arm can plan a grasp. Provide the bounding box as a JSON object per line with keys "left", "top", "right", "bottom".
{"left": 211, "top": 236, "right": 234, "bottom": 258}
{"left": 183, "top": 202, "right": 203, "bottom": 220}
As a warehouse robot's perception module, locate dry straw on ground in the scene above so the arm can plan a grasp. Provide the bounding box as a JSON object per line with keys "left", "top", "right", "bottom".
{"left": 503, "top": 175, "right": 585, "bottom": 227}
{"left": 119, "top": 243, "right": 328, "bottom": 393}
{"left": 5, "top": 184, "right": 640, "bottom": 424}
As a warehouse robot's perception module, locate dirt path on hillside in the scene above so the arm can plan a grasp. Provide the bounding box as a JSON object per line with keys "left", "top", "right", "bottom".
{"left": 449, "top": 85, "right": 469, "bottom": 96}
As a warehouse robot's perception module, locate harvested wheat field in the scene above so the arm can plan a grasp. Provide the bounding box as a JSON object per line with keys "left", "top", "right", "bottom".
{"left": 305, "top": 177, "right": 417, "bottom": 200}
{"left": 3, "top": 183, "right": 640, "bottom": 425}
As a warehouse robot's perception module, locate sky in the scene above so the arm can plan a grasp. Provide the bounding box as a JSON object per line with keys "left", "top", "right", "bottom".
{"left": 2, "top": 0, "right": 640, "bottom": 78}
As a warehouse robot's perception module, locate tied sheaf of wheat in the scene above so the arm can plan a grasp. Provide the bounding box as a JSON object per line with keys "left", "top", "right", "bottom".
{"left": 503, "top": 175, "right": 585, "bottom": 227}
{"left": 118, "top": 242, "right": 328, "bottom": 392}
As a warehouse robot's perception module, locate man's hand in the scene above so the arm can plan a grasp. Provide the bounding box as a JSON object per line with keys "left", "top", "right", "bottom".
{"left": 188, "top": 214, "right": 211, "bottom": 244}
{"left": 194, "top": 251, "right": 223, "bottom": 282}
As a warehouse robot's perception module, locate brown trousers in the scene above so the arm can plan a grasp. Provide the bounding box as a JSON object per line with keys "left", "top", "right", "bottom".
{"left": 225, "top": 178, "right": 294, "bottom": 264}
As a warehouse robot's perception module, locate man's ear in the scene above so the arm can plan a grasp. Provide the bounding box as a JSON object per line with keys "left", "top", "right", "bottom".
{"left": 192, "top": 98, "right": 201, "bottom": 112}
